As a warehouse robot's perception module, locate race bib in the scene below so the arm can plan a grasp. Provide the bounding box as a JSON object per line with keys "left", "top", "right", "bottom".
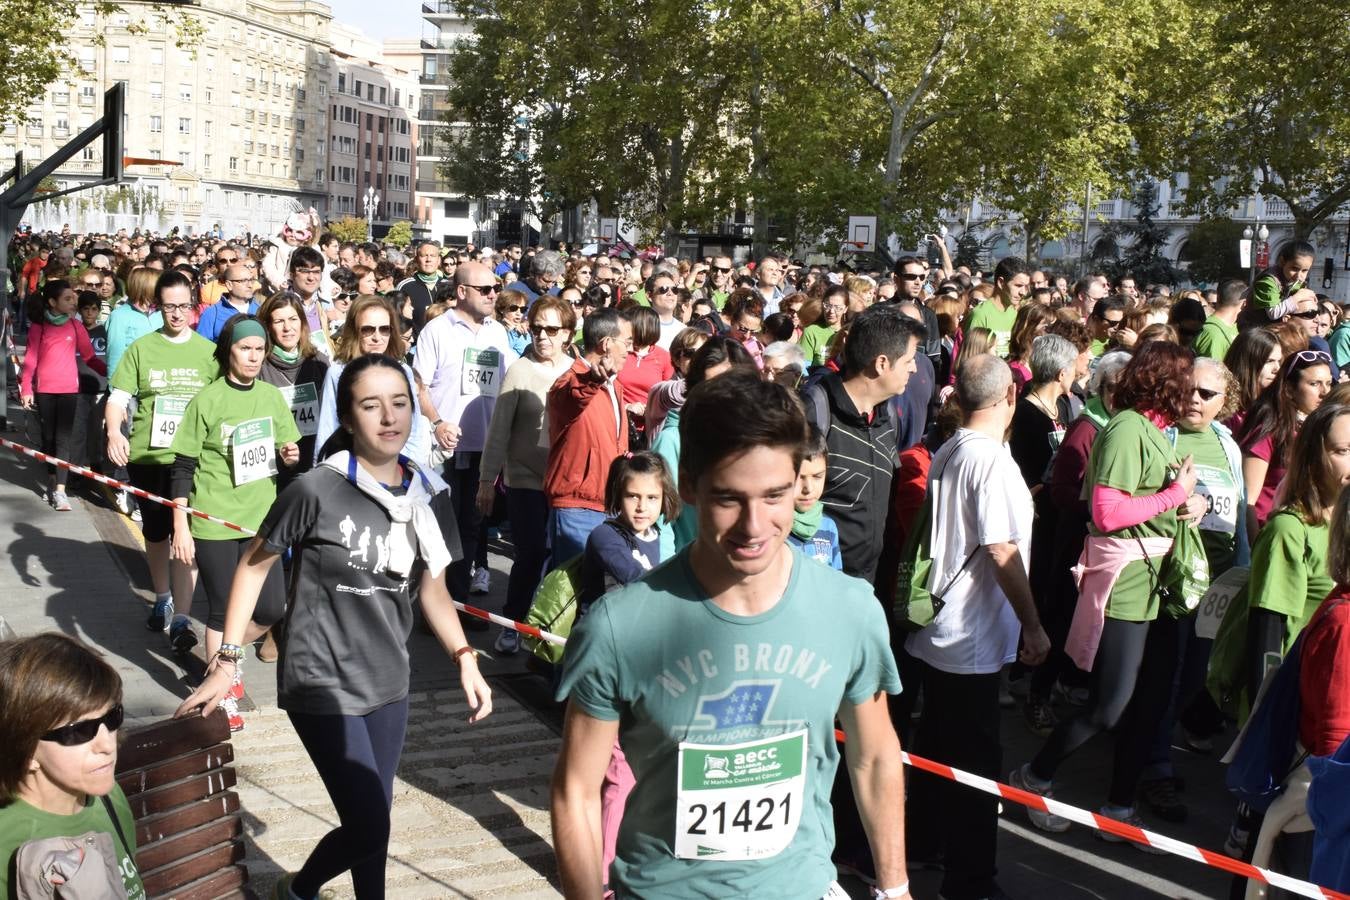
{"left": 674, "top": 730, "right": 807, "bottom": 861}
{"left": 230, "top": 417, "right": 276, "bottom": 486}
{"left": 280, "top": 382, "right": 319, "bottom": 437}
{"left": 150, "top": 396, "right": 190, "bottom": 449}
{"left": 1195, "top": 565, "right": 1249, "bottom": 640}
{"left": 1194, "top": 463, "right": 1239, "bottom": 535}
{"left": 460, "top": 348, "right": 501, "bottom": 398}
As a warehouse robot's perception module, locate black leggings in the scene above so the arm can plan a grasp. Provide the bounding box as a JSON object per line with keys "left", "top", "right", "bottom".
{"left": 288, "top": 697, "right": 409, "bottom": 899}
{"left": 35, "top": 393, "right": 79, "bottom": 488}
{"left": 194, "top": 537, "right": 285, "bottom": 631}
{"left": 1030, "top": 614, "right": 1180, "bottom": 807}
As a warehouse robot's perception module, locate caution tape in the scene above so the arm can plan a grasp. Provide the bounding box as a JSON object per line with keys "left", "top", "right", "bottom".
{"left": 1, "top": 435, "right": 1345, "bottom": 898}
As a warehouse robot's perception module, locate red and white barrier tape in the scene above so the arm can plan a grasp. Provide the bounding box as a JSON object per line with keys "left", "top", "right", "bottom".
{"left": 1, "top": 436, "right": 1343, "bottom": 897}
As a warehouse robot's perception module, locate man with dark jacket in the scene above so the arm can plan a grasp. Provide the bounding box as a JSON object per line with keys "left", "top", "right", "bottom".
{"left": 802, "top": 305, "right": 926, "bottom": 582}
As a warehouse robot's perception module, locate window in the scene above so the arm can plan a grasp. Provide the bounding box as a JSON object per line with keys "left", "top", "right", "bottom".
{"left": 78, "top": 49, "right": 96, "bottom": 72}
{"left": 52, "top": 89, "right": 69, "bottom": 105}
{"left": 205, "top": 53, "right": 216, "bottom": 72}
{"left": 379, "top": 87, "right": 386, "bottom": 104}
{"left": 53, "top": 116, "right": 69, "bottom": 137}
{"left": 81, "top": 146, "right": 96, "bottom": 162}
{"left": 272, "top": 113, "right": 281, "bottom": 126}
{"left": 244, "top": 109, "right": 254, "bottom": 123}
{"left": 178, "top": 152, "right": 190, "bottom": 167}
{"left": 337, "top": 73, "right": 345, "bottom": 94}
{"left": 204, "top": 120, "right": 212, "bottom": 138}
{"left": 296, "top": 117, "right": 305, "bottom": 132}
{"left": 229, "top": 156, "right": 238, "bottom": 172}
{"left": 203, "top": 153, "right": 212, "bottom": 169}
{"left": 111, "top": 46, "right": 130, "bottom": 64}
{"left": 149, "top": 115, "right": 162, "bottom": 133}
{"left": 79, "top": 85, "right": 95, "bottom": 105}
{"left": 244, "top": 140, "right": 253, "bottom": 153}
{"left": 205, "top": 188, "right": 214, "bottom": 205}
{"left": 178, "top": 187, "right": 189, "bottom": 204}
{"left": 393, "top": 88, "right": 400, "bottom": 106}
{"left": 149, "top": 82, "right": 163, "bottom": 100}
{"left": 179, "top": 83, "right": 192, "bottom": 101}
{"left": 204, "top": 87, "right": 212, "bottom": 103}
{"left": 178, "top": 117, "right": 191, "bottom": 134}
{"left": 150, "top": 47, "right": 164, "bottom": 66}
{"left": 230, "top": 92, "right": 240, "bottom": 107}
{"left": 353, "top": 79, "right": 362, "bottom": 96}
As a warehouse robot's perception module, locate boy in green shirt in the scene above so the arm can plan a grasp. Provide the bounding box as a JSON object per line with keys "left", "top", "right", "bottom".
{"left": 1192, "top": 278, "right": 1245, "bottom": 360}
{"left": 965, "top": 256, "right": 1030, "bottom": 357}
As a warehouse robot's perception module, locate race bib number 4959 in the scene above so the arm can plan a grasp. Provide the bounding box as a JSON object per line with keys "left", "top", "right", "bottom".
{"left": 674, "top": 730, "right": 807, "bottom": 861}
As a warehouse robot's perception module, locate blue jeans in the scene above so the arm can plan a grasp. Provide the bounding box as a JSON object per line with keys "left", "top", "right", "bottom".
{"left": 549, "top": 506, "right": 605, "bottom": 567}
{"left": 504, "top": 487, "right": 550, "bottom": 621}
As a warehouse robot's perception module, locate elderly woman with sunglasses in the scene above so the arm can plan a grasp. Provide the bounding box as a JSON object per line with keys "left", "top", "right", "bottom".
{"left": 0, "top": 634, "right": 144, "bottom": 900}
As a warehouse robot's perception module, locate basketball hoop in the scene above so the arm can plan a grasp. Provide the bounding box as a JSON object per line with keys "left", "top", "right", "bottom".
{"left": 842, "top": 240, "right": 867, "bottom": 253}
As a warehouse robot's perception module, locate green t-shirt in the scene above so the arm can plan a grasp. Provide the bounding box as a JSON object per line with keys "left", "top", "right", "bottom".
{"left": 1252, "top": 273, "right": 1298, "bottom": 312}
{"left": 1174, "top": 428, "right": 1239, "bottom": 576}
{"left": 966, "top": 300, "right": 1017, "bottom": 357}
{"left": 711, "top": 289, "right": 729, "bottom": 311}
{"left": 1086, "top": 409, "right": 1180, "bottom": 621}
{"left": 109, "top": 331, "right": 219, "bottom": 466}
{"left": 631, "top": 288, "right": 650, "bottom": 307}
{"left": 1192, "top": 317, "right": 1238, "bottom": 360}
{"left": 0, "top": 786, "right": 144, "bottom": 900}
{"left": 1328, "top": 321, "right": 1350, "bottom": 370}
{"left": 558, "top": 547, "right": 901, "bottom": 898}
{"left": 1248, "top": 509, "right": 1333, "bottom": 638}
{"left": 1089, "top": 337, "right": 1109, "bottom": 358}
{"left": 170, "top": 378, "right": 302, "bottom": 540}
{"left": 798, "top": 323, "right": 838, "bottom": 368}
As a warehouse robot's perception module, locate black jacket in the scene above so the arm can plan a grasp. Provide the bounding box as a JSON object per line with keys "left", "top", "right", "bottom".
{"left": 802, "top": 371, "right": 898, "bottom": 582}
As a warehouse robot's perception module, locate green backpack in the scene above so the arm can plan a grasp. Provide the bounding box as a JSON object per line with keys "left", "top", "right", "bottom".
{"left": 523, "top": 554, "right": 583, "bottom": 664}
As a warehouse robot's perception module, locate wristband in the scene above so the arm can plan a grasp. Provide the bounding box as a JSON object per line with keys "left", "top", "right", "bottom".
{"left": 216, "top": 643, "right": 245, "bottom": 661}
{"left": 432, "top": 418, "right": 444, "bottom": 428}
{"left": 452, "top": 645, "right": 479, "bottom": 663}
{"left": 870, "top": 884, "right": 908, "bottom": 899}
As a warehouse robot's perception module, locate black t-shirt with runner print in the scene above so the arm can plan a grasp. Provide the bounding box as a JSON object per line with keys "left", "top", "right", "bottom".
{"left": 260, "top": 465, "right": 461, "bottom": 715}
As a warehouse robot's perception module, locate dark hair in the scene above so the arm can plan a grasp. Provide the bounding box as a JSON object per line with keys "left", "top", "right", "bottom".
{"left": 29, "top": 278, "right": 73, "bottom": 321}
{"left": 994, "top": 256, "right": 1028, "bottom": 283}
{"left": 581, "top": 284, "right": 609, "bottom": 310}
{"left": 1281, "top": 402, "right": 1350, "bottom": 526}
{"left": 154, "top": 268, "right": 195, "bottom": 304}
{"left": 725, "top": 288, "right": 765, "bottom": 322}
{"left": 213, "top": 313, "right": 267, "bottom": 374}
{"left": 582, "top": 307, "right": 624, "bottom": 353}
{"left": 761, "top": 312, "right": 796, "bottom": 343}
{"left": 76, "top": 289, "right": 100, "bottom": 310}
{"left": 257, "top": 291, "right": 317, "bottom": 360}
{"left": 1111, "top": 341, "right": 1194, "bottom": 420}
{"left": 892, "top": 255, "right": 924, "bottom": 276}
{"left": 603, "top": 451, "right": 681, "bottom": 524}
{"left": 1224, "top": 326, "right": 1282, "bottom": 412}
{"left": 624, "top": 306, "right": 660, "bottom": 349}
{"left": 686, "top": 335, "right": 757, "bottom": 389}
{"left": 319, "top": 232, "right": 339, "bottom": 248}
{"left": 1236, "top": 349, "right": 1335, "bottom": 469}
{"left": 1278, "top": 240, "right": 1316, "bottom": 264}
{"left": 802, "top": 422, "right": 829, "bottom": 460}
{"left": 842, "top": 304, "right": 925, "bottom": 373}
{"left": 1091, "top": 296, "right": 1126, "bottom": 319}
{"left": 289, "top": 245, "right": 325, "bottom": 273}
{"left": 0, "top": 633, "right": 122, "bottom": 803}
{"left": 679, "top": 373, "right": 808, "bottom": 489}
{"left": 356, "top": 241, "right": 381, "bottom": 260}
{"left": 318, "top": 353, "right": 414, "bottom": 460}
{"left": 1216, "top": 277, "right": 1247, "bottom": 310}
{"left": 330, "top": 266, "right": 358, "bottom": 294}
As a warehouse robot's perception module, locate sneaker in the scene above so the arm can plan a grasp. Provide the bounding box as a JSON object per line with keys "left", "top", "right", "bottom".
{"left": 1223, "top": 822, "right": 1251, "bottom": 859}
{"left": 220, "top": 694, "right": 244, "bottom": 732}
{"left": 1096, "top": 805, "right": 1166, "bottom": 854}
{"left": 115, "top": 489, "right": 134, "bottom": 516}
{"left": 130, "top": 504, "right": 142, "bottom": 523}
{"left": 494, "top": 628, "right": 520, "bottom": 655}
{"left": 147, "top": 596, "right": 173, "bottom": 632}
{"left": 1139, "top": 777, "right": 1188, "bottom": 823}
{"left": 1008, "top": 764, "right": 1071, "bottom": 833}
{"left": 470, "top": 566, "right": 491, "bottom": 595}
{"left": 1053, "top": 681, "right": 1090, "bottom": 707}
{"left": 1022, "top": 698, "right": 1058, "bottom": 736}
{"left": 51, "top": 492, "right": 72, "bottom": 511}
{"left": 169, "top": 618, "right": 198, "bottom": 654}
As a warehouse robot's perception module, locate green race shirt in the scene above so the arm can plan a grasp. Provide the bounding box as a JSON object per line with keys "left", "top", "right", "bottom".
{"left": 798, "top": 323, "right": 838, "bottom": 368}
{"left": 1192, "top": 317, "right": 1238, "bottom": 360}
{"left": 0, "top": 786, "right": 144, "bottom": 900}
{"left": 1089, "top": 337, "right": 1109, "bottom": 358}
{"left": 966, "top": 300, "right": 1017, "bottom": 357}
{"left": 170, "top": 378, "right": 302, "bottom": 540}
{"left": 1086, "top": 409, "right": 1180, "bottom": 621}
{"left": 1174, "top": 428, "right": 1239, "bottom": 576}
{"left": 1248, "top": 509, "right": 1333, "bottom": 639}
{"left": 558, "top": 547, "right": 900, "bottom": 898}
{"left": 109, "top": 331, "right": 219, "bottom": 466}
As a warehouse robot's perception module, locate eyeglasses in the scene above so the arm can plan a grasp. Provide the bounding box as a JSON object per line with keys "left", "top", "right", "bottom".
{"left": 216, "top": 256, "right": 239, "bottom": 265}
{"left": 652, "top": 285, "right": 677, "bottom": 295}
{"left": 466, "top": 283, "right": 500, "bottom": 294}
{"left": 41, "top": 704, "right": 124, "bottom": 746}
{"left": 734, "top": 324, "right": 761, "bottom": 336}
{"left": 1193, "top": 387, "right": 1223, "bottom": 401}
{"left": 531, "top": 324, "right": 566, "bottom": 337}
{"left": 226, "top": 277, "right": 253, "bottom": 284}
{"left": 161, "top": 303, "right": 192, "bottom": 313}
{"left": 359, "top": 324, "right": 393, "bottom": 337}
{"left": 899, "top": 273, "right": 924, "bottom": 282}
{"left": 825, "top": 304, "right": 847, "bottom": 313}
{"left": 503, "top": 304, "right": 526, "bottom": 314}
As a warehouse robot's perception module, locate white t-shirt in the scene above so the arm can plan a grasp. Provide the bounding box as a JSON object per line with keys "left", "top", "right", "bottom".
{"left": 655, "top": 316, "right": 684, "bottom": 352}
{"left": 905, "top": 429, "right": 1032, "bottom": 675}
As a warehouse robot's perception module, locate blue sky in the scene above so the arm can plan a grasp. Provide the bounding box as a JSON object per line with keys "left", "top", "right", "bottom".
{"left": 324, "top": 0, "right": 423, "bottom": 41}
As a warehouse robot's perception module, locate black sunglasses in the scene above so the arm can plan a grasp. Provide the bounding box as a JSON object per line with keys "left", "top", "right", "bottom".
{"left": 467, "top": 283, "right": 500, "bottom": 294}
{"left": 503, "top": 304, "right": 526, "bottom": 314}
{"left": 531, "top": 324, "right": 566, "bottom": 336}
{"left": 1289, "top": 309, "right": 1320, "bottom": 320}
{"left": 1194, "top": 387, "right": 1223, "bottom": 401}
{"left": 42, "top": 704, "right": 124, "bottom": 746}
{"left": 652, "top": 285, "right": 677, "bottom": 294}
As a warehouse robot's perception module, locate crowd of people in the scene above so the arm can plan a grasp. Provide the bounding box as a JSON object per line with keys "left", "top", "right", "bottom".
{"left": 3, "top": 215, "right": 1350, "bottom": 900}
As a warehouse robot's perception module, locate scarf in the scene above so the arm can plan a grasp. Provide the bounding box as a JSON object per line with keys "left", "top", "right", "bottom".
{"left": 319, "top": 451, "right": 451, "bottom": 578}
{"left": 792, "top": 501, "right": 824, "bottom": 540}
{"left": 271, "top": 345, "right": 300, "bottom": 364}
{"left": 416, "top": 271, "right": 441, "bottom": 285}
{"left": 44, "top": 310, "right": 70, "bottom": 325}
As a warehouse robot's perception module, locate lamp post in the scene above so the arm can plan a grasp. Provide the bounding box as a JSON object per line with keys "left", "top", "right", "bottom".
{"left": 1255, "top": 222, "right": 1270, "bottom": 275}
{"left": 363, "top": 185, "right": 380, "bottom": 240}
{"left": 1241, "top": 224, "right": 1255, "bottom": 287}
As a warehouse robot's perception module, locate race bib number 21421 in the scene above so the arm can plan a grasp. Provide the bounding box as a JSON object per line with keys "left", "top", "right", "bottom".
{"left": 674, "top": 730, "right": 807, "bottom": 861}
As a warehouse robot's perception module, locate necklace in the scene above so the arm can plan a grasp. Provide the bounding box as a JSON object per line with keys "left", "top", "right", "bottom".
{"left": 1028, "top": 390, "right": 1060, "bottom": 424}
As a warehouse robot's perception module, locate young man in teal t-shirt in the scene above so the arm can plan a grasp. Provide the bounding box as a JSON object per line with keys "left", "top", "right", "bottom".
{"left": 553, "top": 373, "right": 910, "bottom": 900}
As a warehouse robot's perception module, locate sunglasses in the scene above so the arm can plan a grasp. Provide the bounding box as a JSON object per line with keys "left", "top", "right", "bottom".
{"left": 467, "top": 283, "right": 500, "bottom": 294}
{"left": 359, "top": 324, "right": 393, "bottom": 337}
{"left": 503, "top": 304, "right": 526, "bottom": 314}
{"left": 42, "top": 704, "right": 124, "bottom": 746}
{"left": 1292, "top": 349, "right": 1331, "bottom": 364}
{"left": 898, "top": 273, "right": 924, "bottom": 282}
{"left": 335, "top": 292, "right": 357, "bottom": 301}
{"left": 652, "top": 285, "right": 677, "bottom": 295}
{"left": 216, "top": 256, "right": 239, "bottom": 264}
{"left": 1193, "top": 387, "right": 1223, "bottom": 401}
{"left": 1289, "top": 309, "right": 1320, "bottom": 320}
{"left": 531, "top": 324, "right": 566, "bottom": 337}
{"left": 712, "top": 266, "right": 731, "bottom": 274}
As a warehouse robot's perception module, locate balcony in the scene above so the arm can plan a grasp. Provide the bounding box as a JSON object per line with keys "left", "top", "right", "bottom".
{"left": 1263, "top": 198, "right": 1292, "bottom": 220}
{"left": 422, "top": 1, "right": 459, "bottom": 15}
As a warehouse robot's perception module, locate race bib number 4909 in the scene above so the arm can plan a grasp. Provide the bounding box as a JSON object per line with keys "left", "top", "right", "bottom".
{"left": 674, "top": 730, "right": 807, "bottom": 861}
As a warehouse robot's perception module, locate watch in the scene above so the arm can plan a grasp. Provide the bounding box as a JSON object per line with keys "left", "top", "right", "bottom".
{"left": 870, "top": 884, "right": 909, "bottom": 899}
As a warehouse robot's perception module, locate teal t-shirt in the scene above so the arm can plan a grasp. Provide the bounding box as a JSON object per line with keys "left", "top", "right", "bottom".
{"left": 0, "top": 786, "right": 144, "bottom": 900}
{"left": 966, "top": 300, "right": 1017, "bottom": 356}
{"left": 558, "top": 547, "right": 901, "bottom": 898}
{"left": 1329, "top": 321, "right": 1350, "bottom": 371}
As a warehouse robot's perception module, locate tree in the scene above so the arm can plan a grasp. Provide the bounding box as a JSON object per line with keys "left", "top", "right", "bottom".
{"left": 384, "top": 221, "right": 412, "bottom": 249}
{"left": 326, "top": 216, "right": 367, "bottom": 243}
{"left": 1181, "top": 217, "right": 1246, "bottom": 285}
{"left": 1100, "top": 182, "right": 1183, "bottom": 286}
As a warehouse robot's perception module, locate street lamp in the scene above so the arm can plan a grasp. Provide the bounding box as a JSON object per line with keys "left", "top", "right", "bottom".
{"left": 363, "top": 185, "right": 380, "bottom": 240}
{"left": 1241, "top": 225, "right": 1255, "bottom": 287}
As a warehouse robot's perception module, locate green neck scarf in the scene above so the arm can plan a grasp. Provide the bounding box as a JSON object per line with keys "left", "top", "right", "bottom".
{"left": 272, "top": 345, "right": 300, "bottom": 364}
{"left": 792, "top": 501, "right": 824, "bottom": 541}
{"left": 416, "top": 271, "right": 441, "bottom": 285}
{"left": 44, "top": 310, "right": 70, "bottom": 325}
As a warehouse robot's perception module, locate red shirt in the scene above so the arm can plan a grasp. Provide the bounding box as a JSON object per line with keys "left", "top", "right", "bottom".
{"left": 21, "top": 256, "right": 46, "bottom": 293}
{"left": 1299, "top": 586, "right": 1350, "bottom": 757}
{"left": 616, "top": 346, "right": 673, "bottom": 408}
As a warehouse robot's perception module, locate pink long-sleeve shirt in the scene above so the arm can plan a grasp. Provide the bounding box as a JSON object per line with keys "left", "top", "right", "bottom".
{"left": 19, "top": 319, "right": 106, "bottom": 396}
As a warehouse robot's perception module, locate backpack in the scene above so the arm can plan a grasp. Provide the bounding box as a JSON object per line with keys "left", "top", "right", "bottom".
{"left": 522, "top": 554, "right": 583, "bottom": 665}
{"left": 1225, "top": 632, "right": 1308, "bottom": 812}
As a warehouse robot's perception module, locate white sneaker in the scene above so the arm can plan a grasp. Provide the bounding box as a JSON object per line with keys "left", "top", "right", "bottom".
{"left": 494, "top": 628, "right": 520, "bottom": 655}
{"left": 1009, "top": 764, "right": 1072, "bottom": 833}
{"left": 115, "top": 489, "right": 134, "bottom": 516}
{"left": 470, "top": 566, "right": 490, "bottom": 595}
{"left": 1096, "top": 805, "right": 1166, "bottom": 854}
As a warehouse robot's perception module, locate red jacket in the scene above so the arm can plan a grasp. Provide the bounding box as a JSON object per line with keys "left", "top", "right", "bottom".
{"left": 545, "top": 357, "right": 628, "bottom": 512}
{"left": 1300, "top": 586, "right": 1350, "bottom": 757}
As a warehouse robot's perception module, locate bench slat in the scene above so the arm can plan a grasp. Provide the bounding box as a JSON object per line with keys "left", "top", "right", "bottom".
{"left": 140, "top": 840, "right": 245, "bottom": 898}
{"left": 149, "top": 864, "right": 252, "bottom": 900}
{"left": 117, "top": 711, "right": 230, "bottom": 773}
{"left": 124, "top": 768, "right": 237, "bottom": 819}
{"left": 118, "top": 744, "right": 235, "bottom": 797}
{"left": 136, "top": 815, "right": 242, "bottom": 872}
{"left": 134, "top": 791, "right": 241, "bottom": 847}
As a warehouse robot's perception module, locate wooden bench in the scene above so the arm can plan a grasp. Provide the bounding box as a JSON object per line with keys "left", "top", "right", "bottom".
{"left": 115, "top": 709, "right": 255, "bottom": 900}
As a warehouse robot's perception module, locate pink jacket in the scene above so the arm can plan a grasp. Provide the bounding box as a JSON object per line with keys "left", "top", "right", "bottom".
{"left": 19, "top": 319, "right": 105, "bottom": 396}
{"left": 1065, "top": 535, "right": 1173, "bottom": 670}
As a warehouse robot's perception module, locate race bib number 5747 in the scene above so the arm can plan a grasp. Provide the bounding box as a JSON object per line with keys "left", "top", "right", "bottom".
{"left": 674, "top": 730, "right": 807, "bottom": 861}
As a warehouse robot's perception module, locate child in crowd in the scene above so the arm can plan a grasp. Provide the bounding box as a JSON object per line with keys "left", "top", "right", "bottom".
{"left": 787, "top": 424, "right": 842, "bottom": 569}
{"left": 74, "top": 291, "right": 108, "bottom": 468}
{"left": 575, "top": 451, "right": 680, "bottom": 895}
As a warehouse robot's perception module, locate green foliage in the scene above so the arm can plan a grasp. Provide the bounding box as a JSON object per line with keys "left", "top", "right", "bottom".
{"left": 1182, "top": 217, "right": 1246, "bottom": 285}
{"left": 1100, "top": 183, "right": 1184, "bottom": 286}
{"left": 384, "top": 221, "right": 413, "bottom": 249}
{"left": 326, "top": 216, "right": 369, "bottom": 243}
